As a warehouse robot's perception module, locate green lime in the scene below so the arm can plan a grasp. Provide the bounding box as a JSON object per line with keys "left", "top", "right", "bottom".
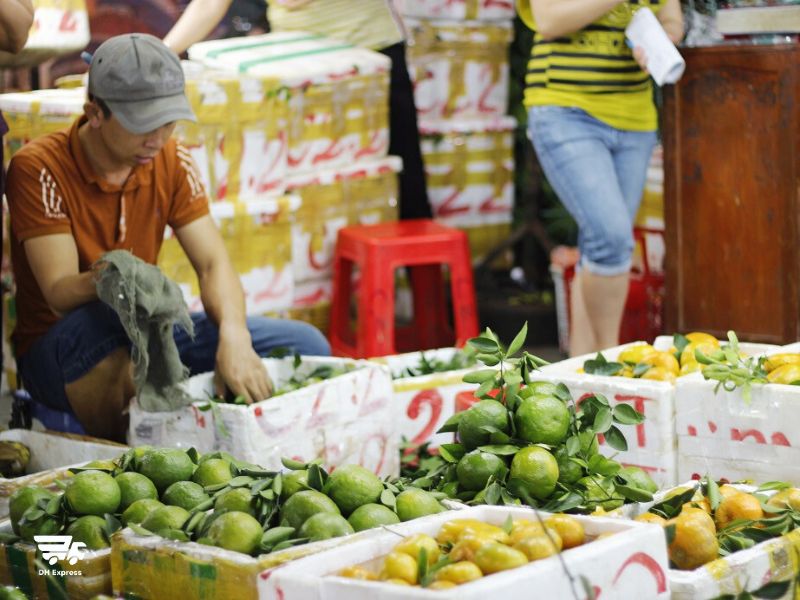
{"left": 82, "top": 460, "right": 116, "bottom": 471}
{"left": 280, "top": 490, "right": 340, "bottom": 530}
{"left": 395, "top": 488, "right": 443, "bottom": 522}
{"left": 299, "top": 513, "right": 354, "bottom": 542}
{"left": 207, "top": 511, "right": 263, "bottom": 555}
{"left": 9, "top": 487, "right": 55, "bottom": 536}
{"left": 115, "top": 472, "right": 158, "bottom": 511}
{"left": 325, "top": 465, "right": 383, "bottom": 516}
{"left": 66, "top": 471, "right": 121, "bottom": 516}
{"left": 618, "top": 466, "right": 658, "bottom": 494}
{"left": 514, "top": 396, "right": 570, "bottom": 445}
{"left": 527, "top": 382, "right": 559, "bottom": 395}
{"left": 191, "top": 459, "right": 233, "bottom": 488}
{"left": 579, "top": 431, "right": 600, "bottom": 456}
{"left": 456, "top": 451, "right": 508, "bottom": 491}
{"left": 579, "top": 476, "right": 623, "bottom": 511}
{"left": 162, "top": 481, "right": 210, "bottom": 511}
{"left": 214, "top": 488, "right": 255, "bottom": 516}
{"left": 280, "top": 470, "right": 309, "bottom": 500}
{"left": 347, "top": 503, "right": 400, "bottom": 532}
{"left": 198, "top": 451, "right": 236, "bottom": 464}
{"left": 122, "top": 499, "right": 164, "bottom": 525}
{"left": 141, "top": 505, "right": 190, "bottom": 533}
{"left": 509, "top": 446, "right": 559, "bottom": 501}
{"left": 554, "top": 448, "right": 583, "bottom": 485}
{"left": 136, "top": 449, "right": 195, "bottom": 493}
{"left": 66, "top": 515, "right": 109, "bottom": 550}
{"left": 457, "top": 400, "right": 509, "bottom": 450}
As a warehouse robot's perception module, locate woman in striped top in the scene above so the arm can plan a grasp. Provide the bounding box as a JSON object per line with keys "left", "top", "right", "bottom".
{"left": 164, "top": 0, "right": 432, "bottom": 220}
{"left": 519, "top": 0, "right": 682, "bottom": 355}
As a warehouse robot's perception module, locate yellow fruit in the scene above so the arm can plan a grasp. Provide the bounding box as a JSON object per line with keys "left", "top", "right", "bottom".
{"left": 682, "top": 498, "right": 711, "bottom": 514}
{"left": 434, "top": 561, "right": 483, "bottom": 585}
{"left": 428, "top": 580, "right": 458, "bottom": 589}
{"left": 620, "top": 366, "right": 635, "bottom": 378}
{"left": 719, "top": 485, "right": 742, "bottom": 499}
{"left": 715, "top": 493, "right": 763, "bottom": 530}
{"left": 545, "top": 514, "right": 585, "bottom": 549}
{"left": 766, "top": 488, "right": 800, "bottom": 511}
{"left": 635, "top": 513, "right": 667, "bottom": 526}
{"left": 767, "top": 364, "right": 800, "bottom": 385}
{"left": 394, "top": 533, "right": 440, "bottom": 565}
{"left": 513, "top": 531, "right": 562, "bottom": 561}
{"left": 680, "top": 342, "right": 718, "bottom": 368}
{"left": 679, "top": 361, "right": 702, "bottom": 376}
{"left": 338, "top": 566, "right": 377, "bottom": 580}
{"left": 449, "top": 533, "right": 495, "bottom": 562}
{"left": 618, "top": 344, "right": 656, "bottom": 365}
{"left": 640, "top": 366, "right": 677, "bottom": 383}
{"left": 384, "top": 578, "right": 411, "bottom": 586}
{"left": 641, "top": 351, "right": 680, "bottom": 375}
{"left": 685, "top": 332, "right": 720, "bottom": 347}
{"left": 437, "top": 519, "right": 504, "bottom": 545}
{"left": 473, "top": 543, "right": 528, "bottom": 574}
{"left": 381, "top": 552, "right": 418, "bottom": 584}
{"left": 509, "top": 521, "right": 544, "bottom": 544}
{"left": 668, "top": 510, "right": 719, "bottom": 570}
{"left": 763, "top": 353, "right": 800, "bottom": 373}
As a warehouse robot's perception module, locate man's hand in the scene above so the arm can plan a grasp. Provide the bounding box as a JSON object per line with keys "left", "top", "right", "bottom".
{"left": 214, "top": 326, "right": 274, "bottom": 404}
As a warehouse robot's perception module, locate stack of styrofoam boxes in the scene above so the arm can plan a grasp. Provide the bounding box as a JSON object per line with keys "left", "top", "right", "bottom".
{"left": 535, "top": 336, "right": 779, "bottom": 488}
{"left": 187, "top": 33, "right": 399, "bottom": 331}
{"left": 129, "top": 356, "right": 399, "bottom": 477}
{"left": 674, "top": 341, "right": 800, "bottom": 484}
{"left": 263, "top": 505, "right": 671, "bottom": 599}
{"left": 397, "top": 0, "right": 516, "bottom": 263}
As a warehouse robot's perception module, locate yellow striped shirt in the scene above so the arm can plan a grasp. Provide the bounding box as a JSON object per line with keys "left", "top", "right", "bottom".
{"left": 268, "top": 0, "right": 404, "bottom": 51}
{"left": 519, "top": 0, "right": 665, "bottom": 131}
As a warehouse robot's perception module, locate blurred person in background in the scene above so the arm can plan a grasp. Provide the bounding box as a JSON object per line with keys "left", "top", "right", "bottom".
{"left": 164, "top": 0, "right": 433, "bottom": 220}
{"left": 519, "top": 0, "right": 682, "bottom": 355}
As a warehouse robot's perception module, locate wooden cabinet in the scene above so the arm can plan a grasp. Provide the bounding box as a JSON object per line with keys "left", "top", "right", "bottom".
{"left": 663, "top": 44, "right": 800, "bottom": 343}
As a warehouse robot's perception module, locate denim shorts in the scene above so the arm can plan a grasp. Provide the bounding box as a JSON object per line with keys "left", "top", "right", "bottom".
{"left": 17, "top": 300, "right": 331, "bottom": 415}
{"left": 528, "top": 106, "right": 657, "bottom": 276}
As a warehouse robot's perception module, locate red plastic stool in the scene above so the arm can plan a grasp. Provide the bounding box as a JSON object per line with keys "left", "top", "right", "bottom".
{"left": 330, "top": 219, "right": 479, "bottom": 358}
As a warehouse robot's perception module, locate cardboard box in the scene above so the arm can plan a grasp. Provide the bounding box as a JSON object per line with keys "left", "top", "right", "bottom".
{"left": 128, "top": 357, "right": 399, "bottom": 478}
{"left": 263, "top": 505, "right": 670, "bottom": 599}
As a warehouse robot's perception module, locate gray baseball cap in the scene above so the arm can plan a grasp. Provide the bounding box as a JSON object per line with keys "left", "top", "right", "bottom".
{"left": 87, "top": 33, "right": 196, "bottom": 134}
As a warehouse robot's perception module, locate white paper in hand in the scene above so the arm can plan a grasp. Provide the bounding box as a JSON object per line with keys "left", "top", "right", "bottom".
{"left": 626, "top": 7, "right": 685, "bottom": 86}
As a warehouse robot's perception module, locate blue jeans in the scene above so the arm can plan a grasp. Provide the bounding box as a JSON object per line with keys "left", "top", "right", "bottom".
{"left": 528, "top": 106, "right": 657, "bottom": 276}
{"left": 17, "top": 300, "right": 331, "bottom": 417}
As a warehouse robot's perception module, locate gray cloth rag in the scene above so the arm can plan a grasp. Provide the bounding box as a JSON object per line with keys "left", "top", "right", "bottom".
{"left": 94, "top": 250, "right": 195, "bottom": 412}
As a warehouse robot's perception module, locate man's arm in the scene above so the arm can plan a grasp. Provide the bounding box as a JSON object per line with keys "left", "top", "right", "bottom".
{"left": 0, "top": 0, "right": 34, "bottom": 54}
{"left": 23, "top": 234, "right": 98, "bottom": 317}
{"left": 163, "top": 0, "right": 232, "bottom": 54}
{"left": 529, "top": 0, "right": 623, "bottom": 40}
{"left": 175, "top": 215, "right": 273, "bottom": 403}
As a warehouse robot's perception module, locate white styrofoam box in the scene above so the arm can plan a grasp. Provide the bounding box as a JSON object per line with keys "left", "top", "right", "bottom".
{"left": 0, "top": 430, "right": 126, "bottom": 519}
{"left": 675, "top": 369, "right": 800, "bottom": 485}
{"left": 537, "top": 342, "right": 678, "bottom": 488}
{"left": 0, "top": 0, "right": 90, "bottom": 68}
{"left": 618, "top": 482, "right": 799, "bottom": 599}
{"left": 128, "top": 357, "right": 399, "bottom": 477}
{"left": 781, "top": 342, "right": 800, "bottom": 353}
{"left": 373, "top": 348, "right": 481, "bottom": 448}
{"left": 419, "top": 116, "right": 515, "bottom": 229}
{"left": 395, "top": 0, "right": 515, "bottom": 21}
{"left": 406, "top": 19, "right": 513, "bottom": 120}
{"left": 652, "top": 335, "right": 779, "bottom": 359}
{"left": 262, "top": 505, "right": 670, "bottom": 599}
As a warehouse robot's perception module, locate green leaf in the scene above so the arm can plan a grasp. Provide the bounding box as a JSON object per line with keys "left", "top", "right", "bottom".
{"left": 281, "top": 457, "right": 307, "bottom": 471}
{"left": 615, "top": 483, "right": 654, "bottom": 503}
{"left": 468, "top": 336, "right": 500, "bottom": 354}
{"left": 613, "top": 404, "right": 645, "bottom": 425}
{"left": 477, "top": 353, "right": 500, "bottom": 367}
{"left": 485, "top": 482, "right": 502, "bottom": 505}
{"left": 506, "top": 322, "right": 528, "bottom": 357}
{"left": 477, "top": 445, "right": 520, "bottom": 456}
{"left": 751, "top": 580, "right": 792, "bottom": 599}
{"left": 554, "top": 383, "right": 572, "bottom": 404}
{"left": 588, "top": 454, "right": 621, "bottom": 477}
{"left": 674, "top": 333, "right": 690, "bottom": 355}
{"left": 261, "top": 527, "right": 296, "bottom": 547}
{"left": 632, "top": 363, "right": 652, "bottom": 378}
{"left": 271, "top": 474, "right": 283, "bottom": 497}
{"left": 565, "top": 436, "right": 581, "bottom": 456}
{"left": 756, "top": 481, "right": 791, "bottom": 493}
{"left": 417, "top": 546, "right": 429, "bottom": 585}
{"left": 706, "top": 477, "right": 721, "bottom": 511}
{"left": 45, "top": 496, "right": 62, "bottom": 516}
{"left": 541, "top": 491, "right": 584, "bottom": 513}
{"left": 463, "top": 369, "right": 499, "bottom": 384}
{"left": 490, "top": 430, "right": 512, "bottom": 444}
{"left": 437, "top": 412, "right": 464, "bottom": 434}
{"left": 272, "top": 538, "right": 310, "bottom": 552}
{"left": 229, "top": 476, "right": 254, "bottom": 488}
{"left": 186, "top": 448, "right": 200, "bottom": 464}
{"left": 185, "top": 511, "right": 205, "bottom": 534}
{"left": 502, "top": 514, "right": 514, "bottom": 535}
{"left": 307, "top": 464, "right": 326, "bottom": 491}
{"left": 504, "top": 373, "right": 523, "bottom": 387}
{"left": 604, "top": 426, "right": 628, "bottom": 451}
{"left": 475, "top": 378, "right": 497, "bottom": 398}
{"left": 583, "top": 353, "right": 623, "bottom": 376}
{"left": 380, "top": 489, "right": 397, "bottom": 510}
{"left": 593, "top": 407, "right": 613, "bottom": 434}
{"left": 664, "top": 523, "right": 676, "bottom": 545}
{"left": 438, "top": 444, "right": 466, "bottom": 462}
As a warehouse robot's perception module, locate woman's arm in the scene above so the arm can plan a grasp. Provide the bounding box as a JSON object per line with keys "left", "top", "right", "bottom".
{"left": 163, "top": 0, "right": 233, "bottom": 54}
{"left": 657, "top": 0, "right": 684, "bottom": 44}
{"left": 0, "top": 0, "right": 34, "bottom": 54}
{"left": 529, "top": 0, "right": 624, "bottom": 40}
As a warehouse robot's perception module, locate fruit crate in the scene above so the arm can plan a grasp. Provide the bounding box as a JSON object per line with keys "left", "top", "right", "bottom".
{"left": 371, "top": 348, "right": 486, "bottom": 449}
{"left": 0, "top": 430, "right": 125, "bottom": 520}
{"left": 0, "top": 520, "right": 111, "bottom": 600}
{"left": 262, "top": 505, "right": 670, "bottom": 599}
{"left": 128, "top": 357, "right": 399, "bottom": 477}
{"left": 536, "top": 338, "right": 779, "bottom": 488}
{"left": 618, "top": 482, "right": 800, "bottom": 600}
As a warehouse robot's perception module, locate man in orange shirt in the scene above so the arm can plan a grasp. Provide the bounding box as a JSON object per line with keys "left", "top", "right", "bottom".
{"left": 6, "top": 33, "right": 330, "bottom": 441}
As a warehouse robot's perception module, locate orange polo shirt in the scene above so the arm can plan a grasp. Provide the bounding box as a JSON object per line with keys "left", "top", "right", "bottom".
{"left": 6, "top": 116, "right": 210, "bottom": 356}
